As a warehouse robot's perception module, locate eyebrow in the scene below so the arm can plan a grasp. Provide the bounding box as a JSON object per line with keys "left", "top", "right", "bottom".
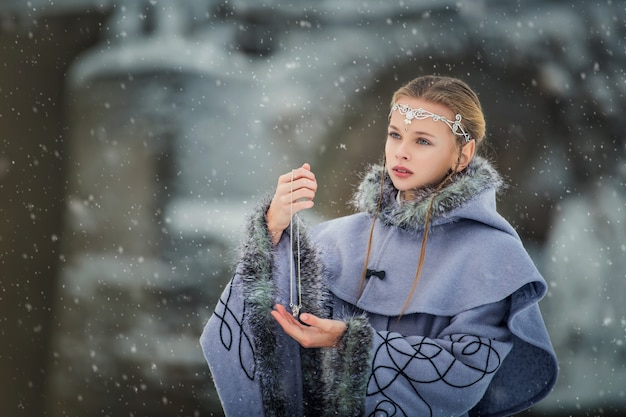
{"left": 388, "top": 124, "right": 437, "bottom": 138}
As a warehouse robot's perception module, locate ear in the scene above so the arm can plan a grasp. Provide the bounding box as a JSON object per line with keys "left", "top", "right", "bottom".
{"left": 455, "top": 140, "right": 476, "bottom": 172}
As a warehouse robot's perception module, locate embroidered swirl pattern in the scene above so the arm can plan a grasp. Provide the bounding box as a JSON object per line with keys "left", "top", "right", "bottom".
{"left": 213, "top": 278, "right": 256, "bottom": 380}
{"left": 367, "top": 332, "right": 501, "bottom": 416}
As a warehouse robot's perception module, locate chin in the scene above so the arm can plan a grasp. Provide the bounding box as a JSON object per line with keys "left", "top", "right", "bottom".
{"left": 393, "top": 184, "right": 415, "bottom": 193}
{"left": 389, "top": 180, "right": 404, "bottom": 191}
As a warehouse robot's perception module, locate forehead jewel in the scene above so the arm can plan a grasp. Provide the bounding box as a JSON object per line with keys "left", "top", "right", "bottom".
{"left": 390, "top": 103, "right": 471, "bottom": 143}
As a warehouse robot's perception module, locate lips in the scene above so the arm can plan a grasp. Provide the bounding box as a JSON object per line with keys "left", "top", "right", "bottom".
{"left": 392, "top": 166, "right": 413, "bottom": 178}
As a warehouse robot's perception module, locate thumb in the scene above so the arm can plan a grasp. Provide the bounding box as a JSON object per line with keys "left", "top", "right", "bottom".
{"left": 299, "top": 313, "right": 319, "bottom": 327}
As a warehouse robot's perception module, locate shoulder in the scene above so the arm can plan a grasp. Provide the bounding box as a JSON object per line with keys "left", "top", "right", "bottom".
{"left": 417, "top": 219, "right": 546, "bottom": 314}
{"left": 312, "top": 212, "right": 372, "bottom": 241}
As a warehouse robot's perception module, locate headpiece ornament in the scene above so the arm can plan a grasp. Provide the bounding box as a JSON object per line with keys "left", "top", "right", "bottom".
{"left": 390, "top": 103, "right": 471, "bottom": 143}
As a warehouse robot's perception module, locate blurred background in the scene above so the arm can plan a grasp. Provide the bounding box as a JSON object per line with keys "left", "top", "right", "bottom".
{"left": 0, "top": 0, "right": 624, "bottom": 416}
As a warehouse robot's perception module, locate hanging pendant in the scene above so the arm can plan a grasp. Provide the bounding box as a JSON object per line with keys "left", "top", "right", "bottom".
{"left": 289, "top": 170, "right": 303, "bottom": 319}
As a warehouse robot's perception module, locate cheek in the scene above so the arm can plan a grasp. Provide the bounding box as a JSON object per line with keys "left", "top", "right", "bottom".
{"left": 384, "top": 138, "right": 393, "bottom": 156}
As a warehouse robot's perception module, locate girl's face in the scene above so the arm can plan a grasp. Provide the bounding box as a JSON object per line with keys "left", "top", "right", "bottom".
{"left": 385, "top": 97, "right": 467, "bottom": 192}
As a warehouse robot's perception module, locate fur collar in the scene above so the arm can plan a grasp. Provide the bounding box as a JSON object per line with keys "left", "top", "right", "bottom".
{"left": 351, "top": 156, "right": 504, "bottom": 232}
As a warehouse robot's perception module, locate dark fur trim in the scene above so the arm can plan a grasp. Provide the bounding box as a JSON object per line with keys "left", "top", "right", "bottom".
{"left": 239, "top": 196, "right": 287, "bottom": 417}
{"left": 351, "top": 156, "right": 504, "bottom": 231}
{"left": 238, "top": 197, "right": 372, "bottom": 416}
{"left": 292, "top": 218, "right": 373, "bottom": 416}
{"left": 322, "top": 316, "right": 373, "bottom": 416}
{"left": 238, "top": 197, "right": 345, "bottom": 416}
{"left": 295, "top": 219, "right": 333, "bottom": 416}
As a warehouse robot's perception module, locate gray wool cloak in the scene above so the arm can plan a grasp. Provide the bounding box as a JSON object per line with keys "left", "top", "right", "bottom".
{"left": 200, "top": 156, "right": 558, "bottom": 417}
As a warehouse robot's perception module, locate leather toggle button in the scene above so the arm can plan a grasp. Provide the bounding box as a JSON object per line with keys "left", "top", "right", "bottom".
{"left": 366, "top": 269, "right": 386, "bottom": 280}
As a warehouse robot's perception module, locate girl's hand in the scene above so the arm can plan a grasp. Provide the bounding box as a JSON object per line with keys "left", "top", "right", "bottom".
{"left": 271, "top": 304, "right": 347, "bottom": 348}
{"left": 266, "top": 163, "right": 317, "bottom": 244}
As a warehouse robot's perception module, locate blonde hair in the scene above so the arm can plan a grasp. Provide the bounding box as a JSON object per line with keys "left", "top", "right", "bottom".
{"left": 391, "top": 75, "right": 486, "bottom": 148}
{"left": 359, "top": 75, "right": 486, "bottom": 317}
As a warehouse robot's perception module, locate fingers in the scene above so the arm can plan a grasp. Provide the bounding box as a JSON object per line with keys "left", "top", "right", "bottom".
{"left": 271, "top": 306, "right": 311, "bottom": 346}
{"left": 277, "top": 165, "right": 317, "bottom": 204}
{"left": 271, "top": 304, "right": 304, "bottom": 336}
{"left": 276, "top": 182, "right": 315, "bottom": 207}
{"left": 278, "top": 164, "right": 315, "bottom": 186}
{"left": 279, "top": 163, "right": 312, "bottom": 180}
{"left": 272, "top": 303, "right": 297, "bottom": 323}
{"left": 266, "top": 164, "right": 317, "bottom": 235}
{"left": 271, "top": 305, "right": 347, "bottom": 349}
{"left": 298, "top": 313, "right": 318, "bottom": 327}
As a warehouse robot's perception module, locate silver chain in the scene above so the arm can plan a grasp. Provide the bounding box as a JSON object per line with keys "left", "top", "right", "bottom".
{"left": 289, "top": 170, "right": 302, "bottom": 318}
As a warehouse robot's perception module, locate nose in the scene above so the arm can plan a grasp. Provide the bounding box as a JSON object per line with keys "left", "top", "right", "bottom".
{"left": 395, "top": 140, "right": 410, "bottom": 160}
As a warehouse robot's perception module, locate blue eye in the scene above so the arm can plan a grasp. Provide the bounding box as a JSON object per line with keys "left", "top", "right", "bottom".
{"left": 388, "top": 132, "right": 401, "bottom": 139}
{"left": 417, "top": 138, "right": 431, "bottom": 145}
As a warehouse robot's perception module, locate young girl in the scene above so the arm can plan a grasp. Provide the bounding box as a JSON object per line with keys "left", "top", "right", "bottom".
{"left": 200, "top": 75, "right": 558, "bottom": 416}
